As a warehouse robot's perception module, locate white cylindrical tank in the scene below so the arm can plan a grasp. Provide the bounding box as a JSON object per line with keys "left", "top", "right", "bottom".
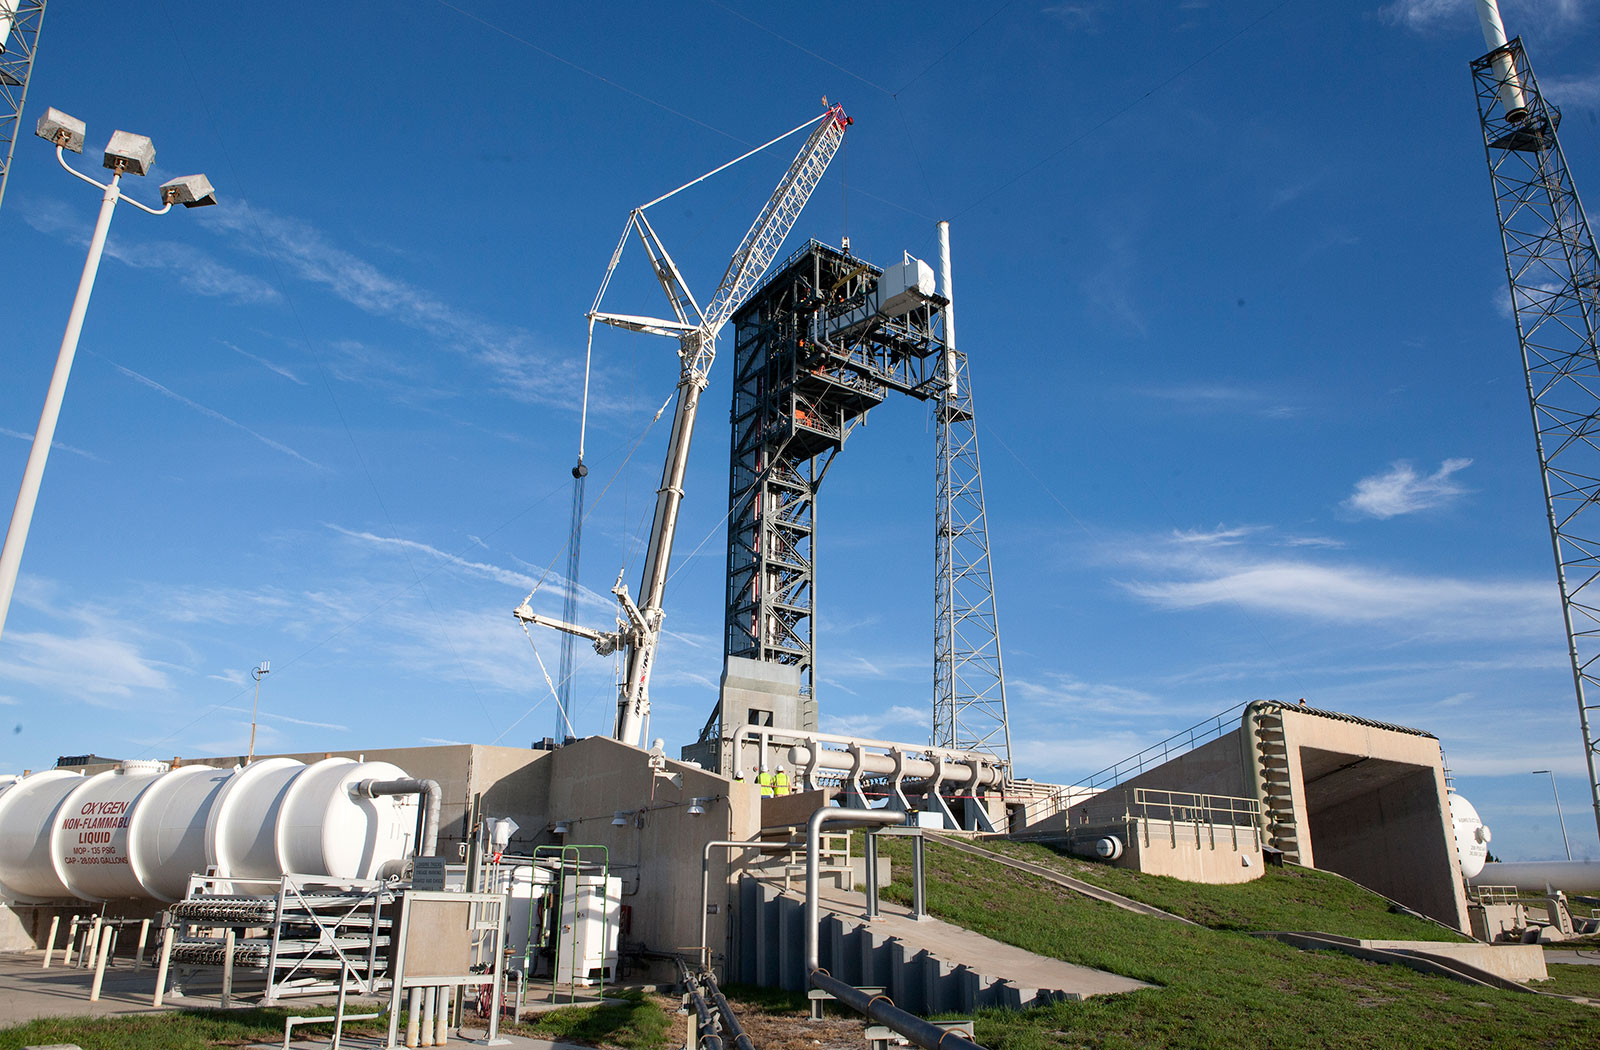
{"left": 0, "top": 757, "right": 420, "bottom": 904}
{"left": 1471, "top": 860, "right": 1600, "bottom": 896}
{"left": 1449, "top": 793, "right": 1491, "bottom": 880}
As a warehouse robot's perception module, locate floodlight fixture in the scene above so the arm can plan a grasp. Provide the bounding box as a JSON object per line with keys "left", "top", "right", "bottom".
{"left": 160, "top": 173, "right": 216, "bottom": 208}
{"left": 103, "top": 130, "right": 155, "bottom": 177}
{"left": 552, "top": 820, "right": 570, "bottom": 836}
{"left": 687, "top": 798, "right": 706, "bottom": 816}
{"left": 611, "top": 811, "right": 630, "bottom": 827}
{"left": 34, "top": 107, "right": 85, "bottom": 153}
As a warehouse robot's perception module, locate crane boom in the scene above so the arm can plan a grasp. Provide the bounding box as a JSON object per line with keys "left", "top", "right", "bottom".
{"left": 612, "top": 105, "right": 850, "bottom": 747}
{"left": 516, "top": 105, "right": 850, "bottom": 748}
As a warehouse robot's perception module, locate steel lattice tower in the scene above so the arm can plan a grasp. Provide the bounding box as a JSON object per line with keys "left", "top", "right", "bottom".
{"left": 0, "top": 1, "right": 47, "bottom": 215}
{"left": 933, "top": 350, "right": 1012, "bottom": 765}
{"left": 1473, "top": 37, "right": 1600, "bottom": 841}
{"left": 691, "top": 241, "right": 951, "bottom": 764}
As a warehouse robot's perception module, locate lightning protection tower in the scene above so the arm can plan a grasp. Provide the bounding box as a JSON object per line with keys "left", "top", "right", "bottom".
{"left": 0, "top": 1, "right": 47, "bottom": 215}
{"left": 1472, "top": 11, "right": 1600, "bottom": 840}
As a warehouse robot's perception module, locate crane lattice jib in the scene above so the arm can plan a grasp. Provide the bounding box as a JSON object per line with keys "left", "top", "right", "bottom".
{"left": 684, "top": 106, "right": 851, "bottom": 376}
{"left": 1472, "top": 38, "right": 1600, "bottom": 843}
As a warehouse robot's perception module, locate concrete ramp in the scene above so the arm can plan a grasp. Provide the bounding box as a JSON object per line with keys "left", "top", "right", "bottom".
{"left": 733, "top": 877, "right": 1151, "bottom": 1014}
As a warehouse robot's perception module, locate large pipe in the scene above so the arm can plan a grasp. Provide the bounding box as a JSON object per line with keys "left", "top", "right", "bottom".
{"left": 786, "top": 746, "right": 1001, "bottom": 787}
{"left": 809, "top": 970, "right": 986, "bottom": 1050}
{"left": 805, "top": 807, "right": 905, "bottom": 972}
{"left": 1476, "top": 0, "right": 1528, "bottom": 121}
{"left": 938, "top": 220, "right": 958, "bottom": 398}
{"left": 354, "top": 778, "right": 441, "bottom": 858}
{"left": 702, "top": 970, "right": 755, "bottom": 1050}
{"left": 701, "top": 840, "right": 789, "bottom": 968}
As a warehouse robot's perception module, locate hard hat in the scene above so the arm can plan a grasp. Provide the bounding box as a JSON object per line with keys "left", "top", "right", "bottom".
{"left": 777, "top": 765, "right": 785, "bottom": 771}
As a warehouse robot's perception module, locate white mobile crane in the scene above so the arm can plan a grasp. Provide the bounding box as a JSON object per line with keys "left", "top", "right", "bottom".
{"left": 516, "top": 104, "right": 851, "bottom": 748}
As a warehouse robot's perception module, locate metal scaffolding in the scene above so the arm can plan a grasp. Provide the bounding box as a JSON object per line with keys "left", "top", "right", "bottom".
{"left": 0, "top": 0, "right": 47, "bottom": 215}
{"left": 1473, "top": 37, "right": 1600, "bottom": 841}
{"left": 699, "top": 241, "right": 948, "bottom": 752}
{"left": 933, "top": 348, "right": 1012, "bottom": 765}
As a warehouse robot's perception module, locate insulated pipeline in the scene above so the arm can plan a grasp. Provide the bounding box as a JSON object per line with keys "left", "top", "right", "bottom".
{"left": 353, "top": 778, "right": 441, "bottom": 858}
{"left": 809, "top": 969, "right": 986, "bottom": 1050}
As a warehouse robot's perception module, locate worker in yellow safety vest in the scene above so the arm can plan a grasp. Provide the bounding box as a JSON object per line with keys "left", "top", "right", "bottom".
{"left": 773, "top": 766, "right": 791, "bottom": 797}
{"left": 756, "top": 768, "right": 775, "bottom": 797}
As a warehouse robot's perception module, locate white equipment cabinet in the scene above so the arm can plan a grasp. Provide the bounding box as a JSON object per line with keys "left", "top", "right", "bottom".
{"left": 555, "top": 874, "right": 620, "bottom": 985}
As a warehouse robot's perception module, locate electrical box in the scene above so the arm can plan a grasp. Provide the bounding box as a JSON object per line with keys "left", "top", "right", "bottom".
{"left": 877, "top": 257, "right": 936, "bottom": 317}
{"left": 555, "top": 874, "right": 621, "bottom": 985}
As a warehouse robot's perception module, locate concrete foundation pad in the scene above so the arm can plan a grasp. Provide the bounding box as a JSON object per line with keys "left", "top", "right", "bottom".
{"left": 1359, "top": 939, "right": 1548, "bottom": 983}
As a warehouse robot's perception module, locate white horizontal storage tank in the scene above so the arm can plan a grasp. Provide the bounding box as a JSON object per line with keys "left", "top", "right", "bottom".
{"left": 0, "top": 757, "right": 420, "bottom": 904}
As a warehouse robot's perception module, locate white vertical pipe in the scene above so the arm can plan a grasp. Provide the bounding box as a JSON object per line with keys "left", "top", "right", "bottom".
{"left": 1476, "top": 0, "right": 1529, "bottom": 119}
{"left": 0, "top": 172, "right": 123, "bottom": 642}
{"left": 937, "top": 220, "right": 958, "bottom": 398}
{"left": 406, "top": 986, "right": 422, "bottom": 1047}
{"left": 152, "top": 926, "right": 174, "bottom": 1006}
{"left": 84, "top": 916, "right": 102, "bottom": 969}
{"left": 433, "top": 985, "right": 449, "bottom": 1045}
{"left": 220, "top": 928, "right": 235, "bottom": 1009}
{"left": 89, "top": 924, "right": 113, "bottom": 1001}
{"left": 421, "top": 986, "right": 436, "bottom": 1046}
{"left": 41, "top": 915, "right": 59, "bottom": 968}
{"left": 62, "top": 916, "right": 79, "bottom": 966}
{"left": 134, "top": 918, "right": 150, "bottom": 966}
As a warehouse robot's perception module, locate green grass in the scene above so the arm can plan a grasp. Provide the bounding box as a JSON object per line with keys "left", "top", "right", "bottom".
{"left": 503, "top": 987, "right": 672, "bottom": 1050}
{"left": 1538, "top": 963, "right": 1600, "bottom": 999}
{"left": 972, "top": 837, "right": 1467, "bottom": 941}
{"left": 871, "top": 837, "right": 1595, "bottom": 1049}
{"left": 0, "top": 1005, "right": 385, "bottom": 1050}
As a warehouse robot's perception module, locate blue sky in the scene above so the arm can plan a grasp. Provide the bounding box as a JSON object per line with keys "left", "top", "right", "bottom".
{"left": 3, "top": 0, "right": 1600, "bottom": 863}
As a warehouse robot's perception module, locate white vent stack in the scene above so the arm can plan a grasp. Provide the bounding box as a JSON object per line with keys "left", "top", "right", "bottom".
{"left": 1476, "top": 0, "right": 1529, "bottom": 122}
{"left": 0, "top": 757, "right": 422, "bottom": 903}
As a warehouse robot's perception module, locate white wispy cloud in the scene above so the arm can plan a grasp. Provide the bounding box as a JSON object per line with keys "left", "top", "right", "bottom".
{"left": 1124, "top": 556, "right": 1549, "bottom": 634}
{"left": 821, "top": 704, "right": 927, "bottom": 738}
{"left": 1382, "top": 0, "right": 1590, "bottom": 33}
{"left": 1542, "top": 71, "right": 1600, "bottom": 109}
{"left": 21, "top": 197, "right": 278, "bottom": 304}
{"left": 262, "top": 712, "right": 349, "bottom": 731}
{"left": 107, "top": 361, "right": 324, "bottom": 469}
{"left": 0, "top": 427, "right": 103, "bottom": 462}
{"left": 1172, "top": 525, "right": 1262, "bottom": 547}
{"left": 1135, "top": 382, "right": 1301, "bottom": 419}
{"left": 0, "top": 627, "right": 172, "bottom": 700}
{"left": 222, "top": 340, "right": 306, "bottom": 385}
{"left": 199, "top": 202, "right": 581, "bottom": 406}
{"left": 1344, "top": 458, "right": 1472, "bottom": 518}
{"left": 1009, "top": 672, "right": 1161, "bottom": 714}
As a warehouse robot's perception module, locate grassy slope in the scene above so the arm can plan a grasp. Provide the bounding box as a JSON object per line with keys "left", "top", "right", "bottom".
{"left": 876, "top": 838, "right": 1594, "bottom": 1050}
{"left": 0, "top": 991, "right": 677, "bottom": 1050}
{"left": 976, "top": 838, "right": 1466, "bottom": 942}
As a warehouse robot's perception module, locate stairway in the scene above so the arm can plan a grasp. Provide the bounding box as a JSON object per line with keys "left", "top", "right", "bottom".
{"left": 1248, "top": 705, "right": 1301, "bottom": 864}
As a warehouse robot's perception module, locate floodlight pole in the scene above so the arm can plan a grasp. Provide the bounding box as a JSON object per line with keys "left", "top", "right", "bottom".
{"left": 0, "top": 146, "right": 170, "bottom": 643}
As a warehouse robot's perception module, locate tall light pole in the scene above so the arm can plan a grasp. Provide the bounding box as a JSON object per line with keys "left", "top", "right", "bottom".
{"left": 1532, "top": 769, "right": 1573, "bottom": 861}
{"left": 247, "top": 661, "right": 270, "bottom": 764}
{"left": 0, "top": 107, "right": 214, "bottom": 642}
